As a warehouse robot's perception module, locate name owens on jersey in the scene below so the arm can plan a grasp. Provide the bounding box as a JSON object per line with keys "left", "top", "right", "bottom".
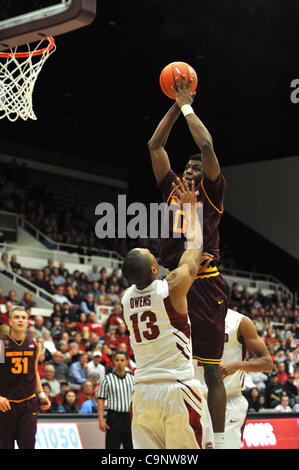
{"left": 0, "top": 334, "right": 38, "bottom": 402}
{"left": 122, "top": 279, "right": 194, "bottom": 383}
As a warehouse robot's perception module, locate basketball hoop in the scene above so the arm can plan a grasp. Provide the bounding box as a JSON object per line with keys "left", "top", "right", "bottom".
{"left": 0, "top": 36, "right": 56, "bottom": 121}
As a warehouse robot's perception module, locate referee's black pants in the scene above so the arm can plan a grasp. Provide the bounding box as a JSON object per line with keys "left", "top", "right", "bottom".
{"left": 105, "top": 410, "right": 133, "bottom": 449}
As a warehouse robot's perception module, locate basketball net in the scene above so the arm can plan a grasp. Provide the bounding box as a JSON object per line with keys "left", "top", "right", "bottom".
{"left": 0, "top": 37, "right": 56, "bottom": 122}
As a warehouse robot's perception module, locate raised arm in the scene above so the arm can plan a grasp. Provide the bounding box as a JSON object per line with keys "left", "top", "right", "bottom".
{"left": 147, "top": 103, "right": 181, "bottom": 183}
{"left": 166, "top": 177, "right": 213, "bottom": 313}
{"left": 221, "top": 316, "right": 274, "bottom": 378}
{"left": 173, "top": 75, "right": 220, "bottom": 182}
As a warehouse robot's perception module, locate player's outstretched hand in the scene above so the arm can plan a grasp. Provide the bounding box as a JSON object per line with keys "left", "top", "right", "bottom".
{"left": 172, "top": 74, "right": 196, "bottom": 109}
{"left": 172, "top": 176, "right": 196, "bottom": 208}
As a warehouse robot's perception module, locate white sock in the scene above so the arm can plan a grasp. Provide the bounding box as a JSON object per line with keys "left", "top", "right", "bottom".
{"left": 214, "top": 432, "right": 225, "bottom": 449}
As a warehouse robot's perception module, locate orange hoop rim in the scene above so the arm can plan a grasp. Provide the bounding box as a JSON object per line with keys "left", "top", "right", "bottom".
{"left": 0, "top": 36, "right": 55, "bottom": 59}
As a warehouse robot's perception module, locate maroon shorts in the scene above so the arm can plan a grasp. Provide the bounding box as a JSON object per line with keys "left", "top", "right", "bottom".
{"left": 187, "top": 272, "right": 227, "bottom": 364}
{"left": 0, "top": 396, "right": 38, "bottom": 449}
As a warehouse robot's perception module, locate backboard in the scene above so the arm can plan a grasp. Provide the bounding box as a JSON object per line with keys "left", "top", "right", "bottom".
{"left": 0, "top": 0, "right": 97, "bottom": 51}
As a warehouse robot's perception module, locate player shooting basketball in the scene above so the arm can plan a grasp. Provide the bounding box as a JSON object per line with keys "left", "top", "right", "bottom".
{"left": 148, "top": 72, "right": 227, "bottom": 448}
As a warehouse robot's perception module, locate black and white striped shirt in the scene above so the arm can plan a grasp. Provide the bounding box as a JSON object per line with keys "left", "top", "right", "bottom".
{"left": 98, "top": 371, "right": 134, "bottom": 412}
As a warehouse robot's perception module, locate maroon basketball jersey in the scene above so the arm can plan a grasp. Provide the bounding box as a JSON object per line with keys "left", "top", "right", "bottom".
{"left": 0, "top": 334, "right": 38, "bottom": 402}
{"left": 158, "top": 169, "right": 226, "bottom": 270}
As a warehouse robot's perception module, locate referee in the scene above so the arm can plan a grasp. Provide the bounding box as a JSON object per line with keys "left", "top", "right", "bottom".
{"left": 98, "top": 351, "right": 134, "bottom": 449}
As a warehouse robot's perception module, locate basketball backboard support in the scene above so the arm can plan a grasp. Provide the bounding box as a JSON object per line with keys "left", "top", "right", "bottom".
{"left": 0, "top": 0, "right": 97, "bottom": 51}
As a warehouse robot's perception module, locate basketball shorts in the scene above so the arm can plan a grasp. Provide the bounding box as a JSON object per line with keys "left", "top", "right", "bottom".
{"left": 187, "top": 273, "right": 227, "bottom": 364}
{"left": 224, "top": 393, "right": 248, "bottom": 449}
{"left": 131, "top": 379, "right": 214, "bottom": 449}
{"left": 0, "top": 396, "right": 38, "bottom": 449}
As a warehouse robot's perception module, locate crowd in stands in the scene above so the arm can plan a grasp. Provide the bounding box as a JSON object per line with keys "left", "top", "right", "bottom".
{"left": 0, "top": 252, "right": 135, "bottom": 414}
{"left": 229, "top": 282, "right": 299, "bottom": 412}
{"left": 0, "top": 251, "right": 299, "bottom": 414}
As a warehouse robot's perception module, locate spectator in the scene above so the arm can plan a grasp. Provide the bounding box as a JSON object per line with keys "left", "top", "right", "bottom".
{"left": 6, "top": 290, "right": 18, "bottom": 305}
{"left": 274, "top": 394, "right": 292, "bottom": 413}
{"left": 80, "top": 293, "right": 96, "bottom": 315}
{"left": 39, "top": 383, "right": 59, "bottom": 413}
{"left": 65, "top": 286, "right": 81, "bottom": 311}
{"left": 20, "top": 291, "right": 35, "bottom": 309}
{"left": 104, "top": 325, "right": 119, "bottom": 352}
{"left": 283, "top": 374, "right": 298, "bottom": 406}
{"left": 72, "top": 331, "right": 86, "bottom": 353}
{"left": 88, "top": 281, "right": 101, "bottom": 302}
{"left": 57, "top": 390, "right": 79, "bottom": 414}
{"left": 0, "top": 252, "right": 12, "bottom": 272}
{"left": 87, "top": 351, "right": 106, "bottom": 383}
{"left": 34, "top": 270, "right": 46, "bottom": 290}
{"left": 106, "top": 304, "right": 123, "bottom": 329}
{"left": 79, "top": 386, "right": 99, "bottom": 414}
{"left": 76, "top": 312, "right": 91, "bottom": 338}
{"left": 87, "top": 265, "right": 101, "bottom": 283}
{"left": 76, "top": 380, "right": 95, "bottom": 408}
{"left": 53, "top": 285, "right": 73, "bottom": 306}
{"left": 10, "top": 254, "right": 22, "bottom": 274}
{"left": 50, "top": 316, "right": 64, "bottom": 341}
{"left": 276, "top": 362, "right": 289, "bottom": 384}
{"left": 37, "top": 351, "right": 47, "bottom": 379}
{"left": 42, "top": 330, "right": 57, "bottom": 354}
{"left": 117, "top": 342, "right": 136, "bottom": 374}
{"left": 43, "top": 258, "right": 55, "bottom": 274}
{"left": 37, "top": 337, "right": 52, "bottom": 362}
{"left": 41, "top": 365, "right": 61, "bottom": 396}
{"left": 51, "top": 267, "right": 66, "bottom": 287}
{"left": 68, "top": 352, "right": 90, "bottom": 388}
{"left": 106, "top": 285, "right": 120, "bottom": 304}
{"left": 256, "top": 394, "right": 267, "bottom": 412}
{"left": 246, "top": 387, "right": 261, "bottom": 412}
{"left": 54, "top": 382, "right": 71, "bottom": 407}
{"left": 59, "top": 262, "right": 69, "bottom": 279}
{"left": 48, "top": 351, "right": 70, "bottom": 383}
{"left": 246, "top": 370, "right": 268, "bottom": 392}
{"left": 115, "top": 322, "right": 131, "bottom": 351}
{"left": 265, "top": 374, "right": 285, "bottom": 408}
{"left": 57, "top": 339, "right": 70, "bottom": 359}
{"left": 33, "top": 315, "right": 48, "bottom": 339}
{"left": 88, "top": 311, "right": 105, "bottom": 337}
{"left": 64, "top": 342, "right": 80, "bottom": 365}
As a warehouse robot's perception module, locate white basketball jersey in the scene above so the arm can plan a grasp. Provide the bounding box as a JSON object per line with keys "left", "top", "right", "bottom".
{"left": 121, "top": 279, "right": 194, "bottom": 383}
{"left": 197, "top": 309, "right": 247, "bottom": 397}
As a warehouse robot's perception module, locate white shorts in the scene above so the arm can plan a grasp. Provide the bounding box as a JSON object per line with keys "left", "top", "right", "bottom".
{"left": 131, "top": 378, "right": 214, "bottom": 449}
{"left": 224, "top": 393, "right": 248, "bottom": 449}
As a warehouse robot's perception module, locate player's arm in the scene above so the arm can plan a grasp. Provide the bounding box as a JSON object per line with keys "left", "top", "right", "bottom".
{"left": 0, "top": 339, "right": 11, "bottom": 412}
{"left": 98, "top": 398, "right": 110, "bottom": 432}
{"left": 221, "top": 316, "right": 274, "bottom": 378}
{"left": 173, "top": 75, "right": 220, "bottom": 182}
{"left": 34, "top": 342, "right": 51, "bottom": 411}
{"left": 166, "top": 177, "right": 213, "bottom": 313}
{"left": 147, "top": 103, "right": 181, "bottom": 183}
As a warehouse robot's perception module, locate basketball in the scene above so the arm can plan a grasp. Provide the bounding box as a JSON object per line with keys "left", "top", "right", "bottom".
{"left": 159, "top": 61, "right": 198, "bottom": 99}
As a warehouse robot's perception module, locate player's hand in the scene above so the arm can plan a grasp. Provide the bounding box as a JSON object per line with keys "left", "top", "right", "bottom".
{"left": 172, "top": 74, "right": 196, "bottom": 109}
{"left": 99, "top": 420, "right": 110, "bottom": 433}
{"left": 172, "top": 176, "right": 196, "bottom": 208}
{"left": 0, "top": 396, "right": 11, "bottom": 412}
{"left": 221, "top": 362, "right": 242, "bottom": 379}
{"left": 197, "top": 252, "right": 214, "bottom": 273}
{"left": 39, "top": 396, "right": 51, "bottom": 412}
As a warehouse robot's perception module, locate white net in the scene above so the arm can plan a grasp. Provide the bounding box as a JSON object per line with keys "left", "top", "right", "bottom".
{"left": 0, "top": 37, "right": 56, "bottom": 122}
